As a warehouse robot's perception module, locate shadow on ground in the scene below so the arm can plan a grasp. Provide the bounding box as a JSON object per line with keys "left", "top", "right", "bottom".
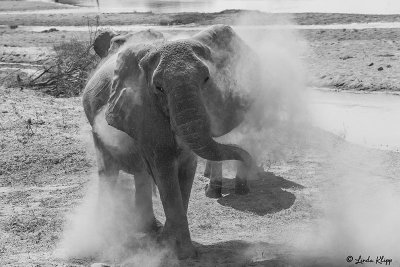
{"left": 217, "top": 172, "right": 304, "bottom": 215}
{"left": 180, "top": 240, "right": 347, "bottom": 267}
{"left": 71, "top": 239, "right": 348, "bottom": 267}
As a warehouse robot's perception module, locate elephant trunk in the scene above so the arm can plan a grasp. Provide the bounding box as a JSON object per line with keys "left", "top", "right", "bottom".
{"left": 169, "top": 86, "right": 254, "bottom": 167}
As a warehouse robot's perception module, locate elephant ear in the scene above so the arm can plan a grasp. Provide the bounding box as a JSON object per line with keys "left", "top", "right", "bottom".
{"left": 93, "top": 30, "right": 118, "bottom": 58}
{"left": 105, "top": 46, "right": 144, "bottom": 138}
{"left": 193, "top": 24, "right": 256, "bottom": 69}
{"left": 192, "top": 25, "right": 259, "bottom": 136}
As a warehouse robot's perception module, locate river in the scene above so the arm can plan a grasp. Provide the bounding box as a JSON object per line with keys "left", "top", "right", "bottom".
{"left": 309, "top": 89, "right": 400, "bottom": 152}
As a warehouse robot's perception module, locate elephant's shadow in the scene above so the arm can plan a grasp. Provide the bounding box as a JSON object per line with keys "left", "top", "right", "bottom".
{"left": 217, "top": 171, "right": 304, "bottom": 215}
{"left": 181, "top": 240, "right": 340, "bottom": 267}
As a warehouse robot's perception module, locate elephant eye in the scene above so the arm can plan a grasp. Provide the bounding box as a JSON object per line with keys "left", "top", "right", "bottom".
{"left": 204, "top": 77, "right": 210, "bottom": 83}
{"left": 155, "top": 86, "right": 164, "bottom": 93}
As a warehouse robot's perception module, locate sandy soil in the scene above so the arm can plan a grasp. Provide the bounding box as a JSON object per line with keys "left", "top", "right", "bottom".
{"left": 305, "top": 28, "right": 400, "bottom": 91}
{"left": 1, "top": 85, "right": 400, "bottom": 266}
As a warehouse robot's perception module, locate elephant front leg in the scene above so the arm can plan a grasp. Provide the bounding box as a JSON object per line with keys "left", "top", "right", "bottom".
{"left": 134, "top": 171, "right": 162, "bottom": 234}
{"left": 154, "top": 161, "right": 196, "bottom": 259}
{"left": 178, "top": 152, "right": 197, "bottom": 213}
{"left": 92, "top": 132, "right": 120, "bottom": 215}
{"left": 204, "top": 161, "right": 223, "bottom": 198}
{"left": 234, "top": 161, "right": 250, "bottom": 195}
{"left": 203, "top": 160, "right": 211, "bottom": 178}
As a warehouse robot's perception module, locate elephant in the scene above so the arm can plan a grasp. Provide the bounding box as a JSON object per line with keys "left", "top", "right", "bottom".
{"left": 91, "top": 28, "right": 259, "bottom": 199}
{"left": 83, "top": 25, "right": 260, "bottom": 258}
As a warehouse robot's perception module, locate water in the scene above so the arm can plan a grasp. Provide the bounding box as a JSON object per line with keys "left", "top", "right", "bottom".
{"left": 8, "top": 0, "right": 400, "bottom": 14}
{"left": 309, "top": 89, "right": 400, "bottom": 151}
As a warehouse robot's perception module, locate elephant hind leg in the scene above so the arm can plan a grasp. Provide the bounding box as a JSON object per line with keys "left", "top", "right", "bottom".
{"left": 204, "top": 161, "right": 223, "bottom": 198}
{"left": 203, "top": 160, "right": 211, "bottom": 178}
{"left": 234, "top": 162, "right": 250, "bottom": 195}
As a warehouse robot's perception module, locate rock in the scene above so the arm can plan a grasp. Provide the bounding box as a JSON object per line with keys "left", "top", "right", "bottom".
{"left": 386, "top": 64, "right": 392, "bottom": 68}
{"left": 368, "top": 62, "right": 374, "bottom": 66}
{"left": 9, "top": 25, "right": 18, "bottom": 29}
{"left": 41, "top": 28, "right": 59, "bottom": 33}
{"left": 339, "top": 55, "right": 353, "bottom": 60}
{"left": 378, "top": 67, "right": 384, "bottom": 71}
{"left": 91, "top": 263, "right": 111, "bottom": 267}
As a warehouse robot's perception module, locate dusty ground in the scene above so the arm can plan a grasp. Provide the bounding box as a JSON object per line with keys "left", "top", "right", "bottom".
{"left": 1, "top": 86, "right": 400, "bottom": 266}
{"left": 1, "top": 3, "right": 400, "bottom": 267}
{"left": 305, "top": 28, "right": 400, "bottom": 91}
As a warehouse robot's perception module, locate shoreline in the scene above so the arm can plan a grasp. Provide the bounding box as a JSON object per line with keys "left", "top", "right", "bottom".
{"left": 1, "top": 7, "right": 400, "bottom": 93}
{"left": 2, "top": 10, "right": 400, "bottom": 26}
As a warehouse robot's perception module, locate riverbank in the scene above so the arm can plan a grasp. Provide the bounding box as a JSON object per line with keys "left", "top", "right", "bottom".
{"left": 1, "top": 26, "right": 400, "bottom": 92}
{"left": 3, "top": 9, "right": 400, "bottom": 26}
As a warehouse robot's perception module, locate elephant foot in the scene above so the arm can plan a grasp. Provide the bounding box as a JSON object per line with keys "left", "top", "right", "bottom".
{"left": 177, "top": 243, "right": 198, "bottom": 260}
{"left": 205, "top": 181, "right": 222, "bottom": 198}
{"left": 157, "top": 226, "right": 197, "bottom": 259}
{"left": 150, "top": 218, "right": 164, "bottom": 234}
{"left": 139, "top": 217, "right": 163, "bottom": 234}
{"left": 234, "top": 178, "right": 250, "bottom": 195}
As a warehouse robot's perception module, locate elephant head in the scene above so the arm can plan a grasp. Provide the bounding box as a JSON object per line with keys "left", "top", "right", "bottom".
{"left": 105, "top": 25, "right": 257, "bottom": 169}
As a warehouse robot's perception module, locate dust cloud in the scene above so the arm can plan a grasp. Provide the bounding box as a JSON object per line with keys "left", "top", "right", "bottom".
{"left": 218, "top": 12, "right": 400, "bottom": 265}
{"left": 55, "top": 118, "right": 176, "bottom": 266}
{"left": 294, "top": 144, "right": 400, "bottom": 264}
{"left": 55, "top": 10, "right": 400, "bottom": 266}
{"left": 216, "top": 14, "right": 310, "bottom": 166}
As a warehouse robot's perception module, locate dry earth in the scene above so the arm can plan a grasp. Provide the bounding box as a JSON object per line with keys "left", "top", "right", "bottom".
{"left": 1, "top": 3, "right": 400, "bottom": 267}
{"left": 2, "top": 85, "right": 400, "bottom": 266}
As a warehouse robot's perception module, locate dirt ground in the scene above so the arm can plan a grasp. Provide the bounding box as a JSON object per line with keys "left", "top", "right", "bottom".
{"left": 2, "top": 86, "right": 400, "bottom": 266}
{"left": 1, "top": 3, "right": 400, "bottom": 267}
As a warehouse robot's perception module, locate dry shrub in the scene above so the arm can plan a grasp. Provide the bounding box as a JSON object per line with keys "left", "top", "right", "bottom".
{"left": 28, "top": 17, "right": 101, "bottom": 97}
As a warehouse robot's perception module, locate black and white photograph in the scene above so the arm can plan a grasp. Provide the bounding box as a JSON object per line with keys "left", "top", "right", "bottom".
{"left": 1, "top": 0, "right": 400, "bottom": 266}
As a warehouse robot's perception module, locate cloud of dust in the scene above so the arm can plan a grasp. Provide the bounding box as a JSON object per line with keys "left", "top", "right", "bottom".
{"left": 293, "top": 144, "right": 400, "bottom": 263}
{"left": 55, "top": 113, "right": 176, "bottom": 266}
{"left": 221, "top": 11, "right": 400, "bottom": 265}
{"left": 215, "top": 14, "right": 310, "bottom": 165}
